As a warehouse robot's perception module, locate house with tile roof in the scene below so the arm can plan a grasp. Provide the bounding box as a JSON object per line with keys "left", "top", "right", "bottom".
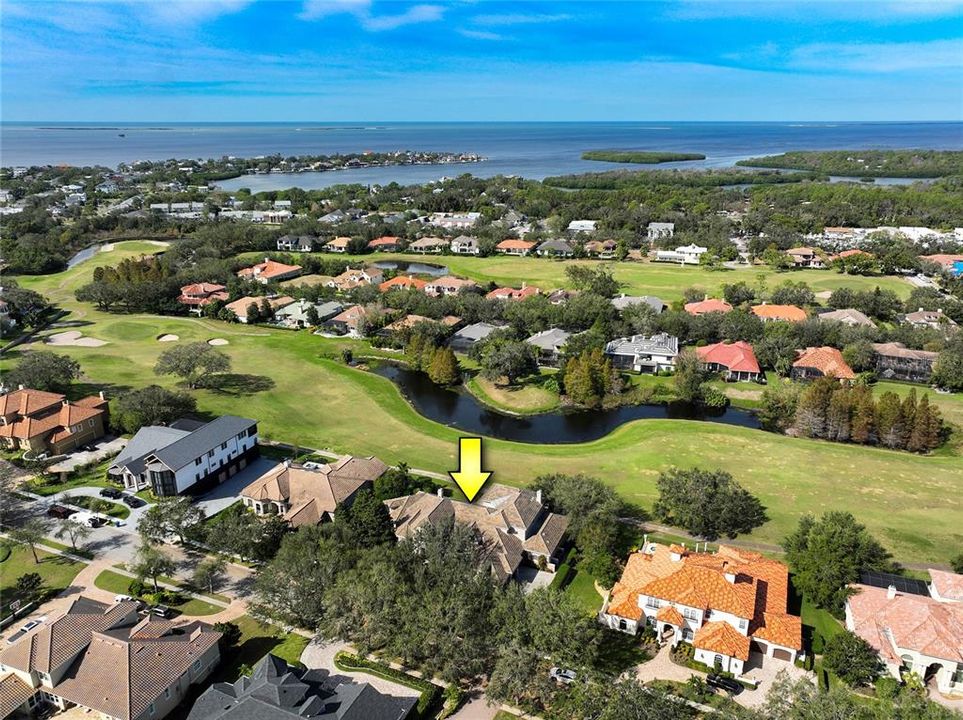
{"left": 696, "top": 342, "right": 763, "bottom": 382}
{"left": 485, "top": 284, "right": 541, "bottom": 301}
{"left": 601, "top": 543, "right": 803, "bottom": 676}
{"left": 903, "top": 308, "right": 959, "bottom": 332}
{"left": 751, "top": 304, "right": 807, "bottom": 323}
{"left": 450, "top": 235, "right": 481, "bottom": 255}
{"left": 817, "top": 308, "right": 875, "bottom": 328}
{"left": 407, "top": 237, "right": 449, "bottom": 254}
{"left": 326, "top": 267, "right": 384, "bottom": 292}
{"left": 323, "top": 305, "right": 368, "bottom": 336}
{"left": 367, "top": 235, "right": 401, "bottom": 252}
{"left": 177, "top": 283, "right": 228, "bottom": 314}
{"left": 109, "top": 416, "right": 258, "bottom": 495}
{"left": 684, "top": 298, "right": 733, "bottom": 316}
{"left": 236, "top": 258, "right": 302, "bottom": 284}
{"left": 845, "top": 569, "right": 963, "bottom": 696}
{"left": 0, "top": 597, "right": 221, "bottom": 720}
{"left": 321, "top": 236, "right": 352, "bottom": 253}
{"left": 187, "top": 653, "right": 414, "bottom": 720}
{"left": 385, "top": 484, "right": 569, "bottom": 583}
{"left": 790, "top": 346, "right": 856, "bottom": 382}
{"left": 604, "top": 333, "right": 679, "bottom": 373}
{"left": 423, "top": 276, "right": 478, "bottom": 297}
{"left": 786, "top": 246, "right": 826, "bottom": 269}
{"left": 241, "top": 456, "right": 387, "bottom": 528}
{"left": 0, "top": 388, "right": 108, "bottom": 456}
{"left": 379, "top": 275, "right": 427, "bottom": 292}
{"left": 872, "top": 342, "right": 940, "bottom": 384}
{"left": 224, "top": 295, "right": 295, "bottom": 324}
{"left": 494, "top": 239, "right": 537, "bottom": 256}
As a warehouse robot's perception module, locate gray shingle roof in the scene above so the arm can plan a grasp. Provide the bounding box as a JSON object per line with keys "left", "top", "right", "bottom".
{"left": 451, "top": 322, "right": 502, "bottom": 343}
{"left": 525, "top": 328, "right": 571, "bottom": 352}
{"left": 150, "top": 415, "right": 256, "bottom": 471}
{"left": 187, "top": 654, "right": 415, "bottom": 720}
{"left": 611, "top": 295, "right": 667, "bottom": 313}
{"left": 110, "top": 425, "right": 191, "bottom": 476}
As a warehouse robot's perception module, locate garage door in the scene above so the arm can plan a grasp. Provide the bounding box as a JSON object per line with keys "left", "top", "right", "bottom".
{"left": 773, "top": 648, "right": 793, "bottom": 661}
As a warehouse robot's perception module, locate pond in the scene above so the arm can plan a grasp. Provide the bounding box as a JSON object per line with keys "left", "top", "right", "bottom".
{"left": 373, "top": 364, "right": 760, "bottom": 444}
{"left": 67, "top": 244, "right": 104, "bottom": 268}
{"left": 371, "top": 260, "right": 449, "bottom": 276}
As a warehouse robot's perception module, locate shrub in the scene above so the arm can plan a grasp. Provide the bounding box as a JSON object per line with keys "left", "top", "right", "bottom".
{"left": 127, "top": 580, "right": 146, "bottom": 597}
{"left": 548, "top": 563, "right": 572, "bottom": 591}
{"left": 334, "top": 652, "right": 440, "bottom": 718}
{"left": 213, "top": 621, "right": 242, "bottom": 647}
{"left": 874, "top": 676, "right": 900, "bottom": 701}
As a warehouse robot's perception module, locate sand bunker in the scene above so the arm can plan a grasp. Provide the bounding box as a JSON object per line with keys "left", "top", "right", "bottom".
{"left": 46, "top": 330, "right": 107, "bottom": 347}
{"left": 208, "top": 338, "right": 229, "bottom": 346}
{"left": 157, "top": 334, "right": 179, "bottom": 342}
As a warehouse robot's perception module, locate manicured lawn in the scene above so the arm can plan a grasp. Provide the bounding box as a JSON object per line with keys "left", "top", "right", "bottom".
{"left": 0, "top": 544, "right": 84, "bottom": 610}
{"left": 67, "top": 494, "right": 130, "bottom": 519}
{"left": 321, "top": 252, "right": 916, "bottom": 303}
{"left": 801, "top": 594, "right": 844, "bottom": 648}
{"left": 564, "top": 569, "right": 604, "bottom": 615}
{"left": 6, "top": 242, "right": 962, "bottom": 565}
{"left": 93, "top": 569, "right": 224, "bottom": 616}
{"left": 26, "top": 458, "right": 120, "bottom": 496}
{"left": 466, "top": 373, "right": 560, "bottom": 415}
{"left": 212, "top": 614, "right": 309, "bottom": 682}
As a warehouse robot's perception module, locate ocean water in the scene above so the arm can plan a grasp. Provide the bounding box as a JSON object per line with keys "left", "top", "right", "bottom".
{"left": 1, "top": 121, "right": 961, "bottom": 190}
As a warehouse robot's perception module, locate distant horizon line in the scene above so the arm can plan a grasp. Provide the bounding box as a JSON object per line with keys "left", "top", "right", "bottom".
{"left": 3, "top": 119, "right": 962, "bottom": 126}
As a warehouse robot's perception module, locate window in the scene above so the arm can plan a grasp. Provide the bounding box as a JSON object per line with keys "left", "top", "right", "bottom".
{"left": 195, "top": 458, "right": 202, "bottom": 466}
{"left": 618, "top": 619, "right": 627, "bottom": 631}
{"left": 247, "top": 427, "right": 257, "bottom": 438}
{"left": 207, "top": 450, "right": 214, "bottom": 458}
{"left": 164, "top": 688, "right": 170, "bottom": 699}
{"left": 220, "top": 441, "right": 227, "bottom": 450}
{"left": 88, "top": 419, "right": 95, "bottom": 428}
{"left": 645, "top": 597, "right": 661, "bottom": 609}
{"left": 683, "top": 608, "right": 699, "bottom": 621}
{"left": 739, "top": 619, "right": 747, "bottom": 631}
{"left": 682, "top": 628, "right": 693, "bottom": 641}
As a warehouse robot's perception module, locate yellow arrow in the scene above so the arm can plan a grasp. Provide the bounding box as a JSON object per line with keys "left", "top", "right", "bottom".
{"left": 449, "top": 437, "right": 492, "bottom": 502}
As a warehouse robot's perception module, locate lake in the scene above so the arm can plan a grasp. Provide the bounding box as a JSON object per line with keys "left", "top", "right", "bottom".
{"left": 372, "top": 363, "right": 760, "bottom": 445}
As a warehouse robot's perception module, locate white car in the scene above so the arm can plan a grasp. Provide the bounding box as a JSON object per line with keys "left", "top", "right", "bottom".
{"left": 549, "top": 667, "right": 577, "bottom": 684}
{"left": 115, "top": 594, "right": 135, "bottom": 603}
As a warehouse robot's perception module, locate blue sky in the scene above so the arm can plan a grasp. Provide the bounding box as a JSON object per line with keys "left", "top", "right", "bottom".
{"left": 2, "top": 0, "right": 962, "bottom": 121}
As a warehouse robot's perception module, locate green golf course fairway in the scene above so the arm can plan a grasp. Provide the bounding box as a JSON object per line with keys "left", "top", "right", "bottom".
{"left": 9, "top": 242, "right": 961, "bottom": 565}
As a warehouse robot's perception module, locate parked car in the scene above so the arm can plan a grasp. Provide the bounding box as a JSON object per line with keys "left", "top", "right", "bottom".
{"left": 99, "top": 487, "right": 123, "bottom": 499}
{"left": 549, "top": 667, "right": 577, "bottom": 684}
{"left": 706, "top": 674, "right": 743, "bottom": 695}
{"left": 122, "top": 494, "right": 146, "bottom": 508}
{"left": 151, "top": 605, "right": 172, "bottom": 618}
{"left": 115, "top": 594, "right": 135, "bottom": 603}
{"left": 47, "top": 504, "right": 76, "bottom": 519}
{"left": 5, "top": 618, "right": 44, "bottom": 645}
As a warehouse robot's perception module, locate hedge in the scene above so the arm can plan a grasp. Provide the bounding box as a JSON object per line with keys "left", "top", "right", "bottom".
{"left": 548, "top": 562, "right": 572, "bottom": 591}
{"left": 334, "top": 651, "right": 440, "bottom": 718}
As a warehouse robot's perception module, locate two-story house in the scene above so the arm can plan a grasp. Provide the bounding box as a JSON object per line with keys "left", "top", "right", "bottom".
{"left": 786, "top": 247, "right": 826, "bottom": 269}
{"left": 176, "top": 283, "right": 228, "bottom": 313}
{"left": 240, "top": 456, "right": 388, "bottom": 527}
{"left": 0, "top": 387, "right": 108, "bottom": 456}
{"left": 790, "top": 346, "right": 856, "bottom": 382}
{"left": 846, "top": 569, "right": 963, "bottom": 697}
{"left": 236, "top": 258, "right": 302, "bottom": 284}
{"left": 604, "top": 333, "right": 679, "bottom": 373}
{"left": 0, "top": 597, "right": 221, "bottom": 720}
{"left": 386, "top": 484, "right": 569, "bottom": 583}
{"left": 108, "top": 416, "right": 258, "bottom": 495}
{"left": 601, "top": 543, "right": 803, "bottom": 676}
{"left": 872, "top": 342, "right": 940, "bottom": 384}
{"left": 450, "top": 235, "right": 481, "bottom": 255}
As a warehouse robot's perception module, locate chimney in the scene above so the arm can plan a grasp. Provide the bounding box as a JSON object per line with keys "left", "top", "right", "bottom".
{"left": 98, "top": 391, "right": 106, "bottom": 400}
{"left": 437, "top": 487, "right": 445, "bottom": 498}
{"left": 887, "top": 585, "right": 897, "bottom": 600}
{"left": 535, "top": 489, "right": 542, "bottom": 504}
{"left": 18, "top": 384, "right": 24, "bottom": 390}
{"left": 723, "top": 562, "right": 736, "bottom": 584}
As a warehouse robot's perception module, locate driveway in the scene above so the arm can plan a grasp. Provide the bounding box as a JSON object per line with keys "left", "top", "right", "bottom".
{"left": 300, "top": 638, "right": 422, "bottom": 700}
{"left": 46, "top": 436, "right": 127, "bottom": 473}
{"left": 195, "top": 456, "right": 279, "bottom": 517}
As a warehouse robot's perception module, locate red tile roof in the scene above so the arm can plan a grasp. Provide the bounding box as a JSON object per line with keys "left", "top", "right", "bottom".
{"left": 751, "top": 304, "right": 807, "bottom": 322}
{"left": 684, "top": 299, "right": 733, "bottom": 315}
{"left": 696, "top": 341, "right": 761, "bottom": 374}
{"left": 367, "top": 236, "right": 400, "bottom": 248}
{"left": 379, "top": 275, "right": 427, "bottom": 292}
{"left": 793, "top": 346, "right": 856, "bottom": 379}
{"left": 485, "top": 286, "right": 541, "bottom": 301}
{"left": 237, "top": 259, "right": 302, "bottom": 281}
{"left": 694, "top": 621, "right": 751, "bottom": 662}
{"left": 495, "top": 239, "right": 537, "bottom": 251}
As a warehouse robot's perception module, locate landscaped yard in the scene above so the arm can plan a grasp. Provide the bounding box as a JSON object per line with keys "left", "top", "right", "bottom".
{"left": 212, "top": 614, "right": 310, "bottom": 682}
{"left": 6, "top": 242, "right": 962, "bottom": 565}
{"left": 563, "top": 568, "right": 605, "bottom": 616}
{"left": 92, "top": 569, "right": 224, "bottom": 616}
{"left": 466, "top": 373, "right": 561, "bottom": 415}
{"left": 26, "top": 458, "right": 120, "bottom": 496}
{"left": 65, "top": 494, "right": 130, "bottom": 519}
{"left": 0, "top": 543, "right": 84, "bottom": 612}
{"left": 800, "top": 594, "right": 844, "bottom": 649}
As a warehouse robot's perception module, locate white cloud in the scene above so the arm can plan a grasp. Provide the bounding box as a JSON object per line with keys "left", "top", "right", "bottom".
{"left": 141, "top": 0, "right": 254, "bottom": 24}
{"left": 362, "top": 3, "right": 444, "bottom": 30}
{"left": 667, "top": 0, "right": 963, "bottom": 21}
{"left": 299, "top": 0, "right": 444, "bottom": 29}
{"left": 458, "top": 28, "right": 503, "bottom": 40}
{"left": 790, "top": 39, "right": 963, "bottom": 72}
{"left": 470, "top": 12, "right": 572, "bottom": 26}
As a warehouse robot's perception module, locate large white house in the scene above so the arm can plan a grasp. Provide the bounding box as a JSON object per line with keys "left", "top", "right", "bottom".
{"left": 108, "top": 416, "right": 259, "bottom": 495}
{"left": 846, "top": 569, "right": 963, "bottom": 697}
{"left": 604, "top": 333, "right": 679, "bottom": 373}
{"left": 601, "top": 543, "right": 803, "bottom": 676}
{"left": 654, "top": 243, "right": 707, "bottom": 265}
